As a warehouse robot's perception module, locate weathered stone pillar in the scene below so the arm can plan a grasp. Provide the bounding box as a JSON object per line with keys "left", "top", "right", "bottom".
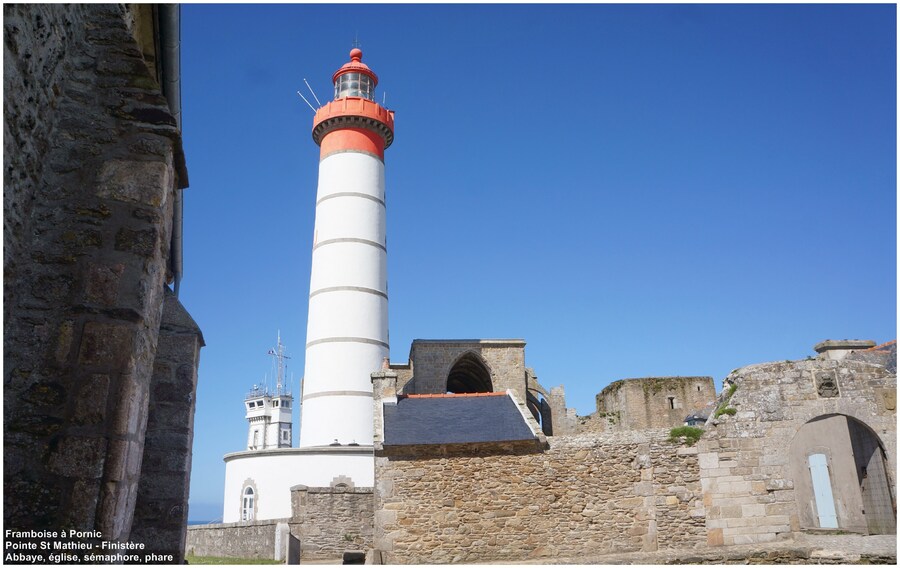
{"left": 370, "top": 370, "right": 398, "bottom": 447}
{"left": 131, "top": 289, "right": 204, "bottom": 561}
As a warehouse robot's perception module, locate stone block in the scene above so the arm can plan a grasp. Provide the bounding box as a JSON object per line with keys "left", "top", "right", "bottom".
{"left": 698, "top": 452, "right": 719, "bottom": 470}
{"left": 48, "top": 436, "right": 107, "bottom": 478}
{"left": 55, "top": 320, "right": 75, "bottom": 365}
{"left": 78, "top": 321, "right": 136, "bottom": 367}
{"left": 97, "top": 159, "right": 171, "bottom": 207}
{"left": 115, "top": 227, "right": 159, "bottom": 257}
{"left": 741, "top": 503, "right": 766, "bottom": 517}
{"left": 707, "top": 528, "right": 724, "bottom": 546}
{"left": 73, "top": 373, "right": 110, "bottom": 424}
{"left": 764, "top": 478, "right": 793, "bottom": 491}
{"left": 85, "top": 262, "right": 125, "bottom": 305}
{"left": 765, "top": 502, "right": 795, "bottom": 516}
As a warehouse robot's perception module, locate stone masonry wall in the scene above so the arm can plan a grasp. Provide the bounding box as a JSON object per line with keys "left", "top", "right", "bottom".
{"left": 698, "top": 357, "right": 896, "bottom": 547}
{"left": 131, "top": 289, "right": 204, "bottom": 560}
{"left": 401, "top": 340, "right": 527, "bottom": 400}
{"left": 186, "top": 520, "right": 288, "bottom": 560}
{"left": 291, "top": 487, "right": 374, "bottom": 560}
{"left": 374, "top": 432, "right": 706, "bottom": 564}
{"left": 596, "top": 377, "right": 716, "bottom": 432}
{"left": 4, "top": 3, "right": 194, "bottom": 550}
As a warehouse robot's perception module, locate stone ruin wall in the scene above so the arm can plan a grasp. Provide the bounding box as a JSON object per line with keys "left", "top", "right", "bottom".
{"left": 374, "top": 432, "right": 706, "bottom": 564}
{"left": 697, "top": 358, "right": 896, "bottom": 547}
{"left": 291, "top": 486, "right": 374, "bottom": 560}
{"left": 567, "top": 376, "right": 716, "bottom": 436}
{"left": 596, "top": 377, "right": 716, "bottom": 431}
{"left": 400, "top": 340, "right": 527, "bottom": 399}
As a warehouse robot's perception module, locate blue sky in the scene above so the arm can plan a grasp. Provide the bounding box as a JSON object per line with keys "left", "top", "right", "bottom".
{"left": 180, "top": 4, "right": 896, "bottom": 521}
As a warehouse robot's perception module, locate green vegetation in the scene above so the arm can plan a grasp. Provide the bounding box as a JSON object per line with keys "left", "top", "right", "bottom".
{"left": 712, "top": 383, "right": 738, "bottom": 419}
{"left": 185, "top": 554, "right": 281, "bottom": 565}
{"left": 669, "top": 426, "right": 704, "bottom": 446}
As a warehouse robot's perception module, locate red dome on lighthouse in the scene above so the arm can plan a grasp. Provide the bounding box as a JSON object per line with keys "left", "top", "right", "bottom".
{"left": 332, "top": 48, "right": 379, "bottom": 85}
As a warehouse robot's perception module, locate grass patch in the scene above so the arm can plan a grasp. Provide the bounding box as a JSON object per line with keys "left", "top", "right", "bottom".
{"left": 669, "top": 426, "right": 703, "bottom": 446}
{"left": 186, "top": 553, "right": 282, "bottom": 564}
{"left": 714, "top": 406, "right": 737, "bottom": 418}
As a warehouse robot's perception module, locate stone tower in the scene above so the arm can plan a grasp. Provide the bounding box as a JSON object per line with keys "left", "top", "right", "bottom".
{"left": 300, "top": 48, "right": 395, "bottom": 447}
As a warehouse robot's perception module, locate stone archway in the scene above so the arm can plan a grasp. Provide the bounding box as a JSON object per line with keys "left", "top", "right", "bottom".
{"left": 446, "top": 352, "right": 492, "bottom": 393}
{"left": 790, "top": 414, "right": 895, "bottom": 534}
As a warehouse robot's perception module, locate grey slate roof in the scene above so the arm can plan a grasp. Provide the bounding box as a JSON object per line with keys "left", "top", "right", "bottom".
{"left": 383, "top": 393, "right": 537, "bottom": 446}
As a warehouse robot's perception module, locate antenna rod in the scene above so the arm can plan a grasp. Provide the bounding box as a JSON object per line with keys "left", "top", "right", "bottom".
{"left": 296, "top": 90, "right": 316, "bottom": 113}
{"left": 303, "top": 78, "right": 322, "bottom": 107}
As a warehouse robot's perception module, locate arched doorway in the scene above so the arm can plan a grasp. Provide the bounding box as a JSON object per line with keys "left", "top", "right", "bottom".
{"left": 446, "top": 352, "right": 492, "bottom": 393}
{"left": 242, "top": 486, "right": 255, "bottom": 521}
{"left": 790, "top": 414, "right": 895, "bottom": 534}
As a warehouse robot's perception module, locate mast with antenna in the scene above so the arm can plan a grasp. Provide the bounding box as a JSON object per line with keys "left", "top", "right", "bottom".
{"left": 267, "top": 331, "right": 291, "bottom": 395}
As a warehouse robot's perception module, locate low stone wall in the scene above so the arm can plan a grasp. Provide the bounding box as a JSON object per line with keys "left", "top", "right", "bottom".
{"left": 292, "top": 486, "right": 374, "bottom": 560}
{"left": 186, "top": 519, "right": 287, "bottom": 559}
{"left": 374, "top": 431, "right": 706, "bottom": 564}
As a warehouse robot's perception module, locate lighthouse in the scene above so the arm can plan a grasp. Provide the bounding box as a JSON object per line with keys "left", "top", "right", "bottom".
{"left": 300, "top": 48, "right": 395, "bottom": 447}
{"left": 220, "top": 47, "right": 388, "bottom": 523}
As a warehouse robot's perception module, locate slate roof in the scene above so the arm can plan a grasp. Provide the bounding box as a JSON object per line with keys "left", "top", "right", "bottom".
{"left": 383, "top": 392, "right": 537, "bottom": 446}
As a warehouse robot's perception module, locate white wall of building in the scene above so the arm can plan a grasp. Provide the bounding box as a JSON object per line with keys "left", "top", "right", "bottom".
{"left": 221, "top": 448, "right": 374, "bottom": 522}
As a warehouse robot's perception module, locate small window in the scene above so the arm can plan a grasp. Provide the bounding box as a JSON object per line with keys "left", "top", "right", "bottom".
{"left": 282, "top": 430, "right": 289, "bottom": 441}
{"left": 283, "top": 400, "right": 290, "bottom": 408}
{"left": 667, "top": 396, "right": 675, "bottom": 410}
{"left": 273, "top": 400, "right": 279, "bottom": 407}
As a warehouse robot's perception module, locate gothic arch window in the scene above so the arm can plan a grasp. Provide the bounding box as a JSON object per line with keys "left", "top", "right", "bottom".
{"left": 446, "top": 352, "right": 492, "bottom": 394}
{"left": 241, "top": 485, "right": 256, "bottom": 521}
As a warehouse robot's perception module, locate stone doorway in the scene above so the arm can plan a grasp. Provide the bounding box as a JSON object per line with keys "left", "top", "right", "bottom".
{"left": 790, "top": 414, "right": 895, "bottom": 534}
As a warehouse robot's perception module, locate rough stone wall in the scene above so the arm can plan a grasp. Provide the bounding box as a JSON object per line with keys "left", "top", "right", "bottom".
{"left": 186, "top": 520, "right": 288, "bottom": 560}
{"left": 698, "top": 357, "right": 896, "bottom": 547}
{"left": 595, "top": 377, "right": 716, "bottom": 431}
{"left": 401, "top": 340, "right": 527, "bottom": 399}
{"left": 131, "top": 289, "right": 204, "bottom": 559}
{"left": 291, "top": 486, "right": 374, "bottom": 560}
{"left": 4, "top": 3, "right": 197, "bottom": 554}
{"left": 373, "top": 432, "right": 706, "bottom": 564}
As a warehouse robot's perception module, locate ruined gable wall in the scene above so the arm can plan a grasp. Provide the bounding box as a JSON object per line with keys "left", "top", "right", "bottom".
{"left": 596, "top": 377, "right": 716, "bottom": 432}
{"left": 698, "top": 358, "right": 896, "bottom": 547}
{"left": 374, "top": 432, "right": 705, "bottom": 564}
{"left": 404, "top": 340, "right": 527, "bottom": 398}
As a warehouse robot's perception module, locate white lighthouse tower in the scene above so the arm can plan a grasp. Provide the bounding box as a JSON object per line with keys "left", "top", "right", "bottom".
{"left": 221, "top": 48, "right": 387, "bottom": 523}
{"left": 300, "top": 48, "right": 394, "bottom": 447}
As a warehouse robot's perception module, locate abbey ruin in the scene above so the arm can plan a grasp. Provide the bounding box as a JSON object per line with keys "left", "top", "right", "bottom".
{"left": 188, "top": 338, "right": 896, "bottom": 563}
